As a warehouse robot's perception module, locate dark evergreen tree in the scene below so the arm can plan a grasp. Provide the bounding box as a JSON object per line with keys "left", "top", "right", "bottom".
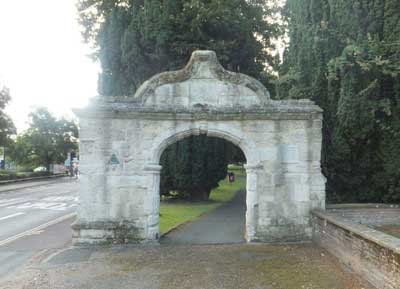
{"left": 160, "top": 136, "right": 244, "bottom": 201}
{"left": 280, "top": 0, "right": 400, "bottom": 203}
{"left": 78, "top": 0, "right": 281, "bottom": 95}
{"left": 78, "top": 0, "right": 279, "bottom": 200}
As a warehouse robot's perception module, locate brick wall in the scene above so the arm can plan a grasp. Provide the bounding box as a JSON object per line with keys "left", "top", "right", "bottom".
{"left": 312, "top": 210, "right": 400, "bottom": 289}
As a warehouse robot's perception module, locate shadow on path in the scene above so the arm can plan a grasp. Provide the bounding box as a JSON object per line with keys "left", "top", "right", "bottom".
{"left": 161, "top": 190, "right": 246, "bottom": 245}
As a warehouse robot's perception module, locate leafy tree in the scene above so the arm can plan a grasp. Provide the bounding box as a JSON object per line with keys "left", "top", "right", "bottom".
{"left": 9, "top": 108, "right": 78, "bottom": 171}
{"left": 0, "top": 85, "right": 16, "bottom": 146}
{"left": 280, "top": 0, "right": 400, "bottom": 203}
{"left": 0, "top": 85, "right": 17, "bottom": 168}
{"left": 7, "top": 135, "right": 34, "bottom": 168}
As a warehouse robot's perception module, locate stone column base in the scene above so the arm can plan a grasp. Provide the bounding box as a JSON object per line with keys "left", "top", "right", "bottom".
{"left": 72, "top": 220, "right": 158, "bottom": 246}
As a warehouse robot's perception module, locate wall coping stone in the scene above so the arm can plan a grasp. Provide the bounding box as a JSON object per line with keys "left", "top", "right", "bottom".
{"left": 312, "top": 209, "right": 400, "bottom": 255}
{"left": 327, "top": 203, "right": 400, "bottom": 209}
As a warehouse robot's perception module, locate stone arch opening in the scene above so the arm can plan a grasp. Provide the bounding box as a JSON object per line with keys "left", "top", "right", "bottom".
{"left": 155, "top": 132, "right": 248, "bottom": 244}
{"left": 145, "top": 127, "right": 262, "bottom": 243}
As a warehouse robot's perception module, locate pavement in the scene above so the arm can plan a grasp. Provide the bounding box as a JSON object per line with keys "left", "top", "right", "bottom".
{"left": 0, "top": 178, "right": 78, "bottom": 279}
{"left": 161, "top": 190, "right": 246, "bottom": 244}
{"left": 0, "top": 243, "right": 374, "bottom": 289}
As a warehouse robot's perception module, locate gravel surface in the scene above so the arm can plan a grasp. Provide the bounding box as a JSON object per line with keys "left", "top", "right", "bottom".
{"left": 0, "top": 243, "right": 375, "bottom": 289}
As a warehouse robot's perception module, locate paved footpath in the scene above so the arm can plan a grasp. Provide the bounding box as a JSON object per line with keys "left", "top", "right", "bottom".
{"left": 0, "top": 243, "right": 374, "bottom": 289}
{"left": 162, "top": 190, "right": 246, "bottom": 244}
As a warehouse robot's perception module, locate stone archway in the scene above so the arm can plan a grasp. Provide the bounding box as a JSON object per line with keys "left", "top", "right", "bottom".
{"left": 149, "top": 125, "right": 259, "bottom": 242}
{"left": 72, "top": 50, "right": 325, "bottom": 245}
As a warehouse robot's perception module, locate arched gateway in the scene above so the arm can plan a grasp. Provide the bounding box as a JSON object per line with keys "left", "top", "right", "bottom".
{"left": 72, "top": 50, "right": 325, "bottom": 245}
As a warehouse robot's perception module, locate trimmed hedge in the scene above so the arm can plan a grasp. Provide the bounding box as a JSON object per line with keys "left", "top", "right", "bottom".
{"left": 0, "top": 171, "right": 53, "bottom": 181}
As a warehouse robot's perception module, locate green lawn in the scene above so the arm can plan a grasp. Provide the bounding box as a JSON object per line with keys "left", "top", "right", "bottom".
{"left": 159, "top": 167, "right": 246, "bottom": 235}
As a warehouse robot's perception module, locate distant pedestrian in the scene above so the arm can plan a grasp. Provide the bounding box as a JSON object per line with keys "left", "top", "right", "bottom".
{"left": 65, "top": 158, "right": 73, "bottom": 177}
{"left": 72, "top": 158, "right": 79, "bottom": 179}
{"left": 228, "top": 172, "right": 235, "bottom": 184}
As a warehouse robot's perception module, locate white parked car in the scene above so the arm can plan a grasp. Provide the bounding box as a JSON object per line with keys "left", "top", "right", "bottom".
{"left": 33, "top": 166, "right": 47, "bottom": 172}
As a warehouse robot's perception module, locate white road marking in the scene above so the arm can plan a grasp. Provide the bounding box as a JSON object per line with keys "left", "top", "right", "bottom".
{"left": 7, "top": 202, "right": 69, "bottom": 211}
{"left": 5, "top": 195, "right": 78, "bottom": 211}
{"left": 0, "top": 198, "right": 25, "bottom": 208}
{"left": 0, "top": 212, "right": 25, "bottom": 221}
{"left": 0, "top": 198, "right": 21, "bottom": 204}
{"left": 0, "top": 212, "right": 76, "bottom": 247}
{"left": 42, "top": 196, "right": 78, "bottom": 202}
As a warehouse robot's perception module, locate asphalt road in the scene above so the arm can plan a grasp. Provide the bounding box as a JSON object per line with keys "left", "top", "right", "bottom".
{"left": 0, "top": 177, "right": 78, "bottom": 279}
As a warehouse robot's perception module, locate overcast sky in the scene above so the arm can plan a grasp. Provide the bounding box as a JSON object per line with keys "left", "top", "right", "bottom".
{"left": 0, "top": 0, "right": 285, "bottom": 133}
{"left": 0, "top": 0, "right": 99, "bottom": 133}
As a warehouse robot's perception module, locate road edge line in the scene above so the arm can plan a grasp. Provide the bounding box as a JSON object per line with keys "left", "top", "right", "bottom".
{"left": 0, "top": 212, "right": 76, "bottom": 247}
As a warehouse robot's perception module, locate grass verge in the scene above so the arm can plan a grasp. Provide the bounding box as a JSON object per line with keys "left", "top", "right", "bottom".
{"left": 159, "top": 167, "right": 246, "bottom": 235}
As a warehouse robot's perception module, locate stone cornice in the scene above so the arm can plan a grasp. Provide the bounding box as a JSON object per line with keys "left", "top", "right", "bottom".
{"left": 73, "top": 96, "right": 323, "bottom": 121}
{"left": 74, "top": 108, "right": 322, "bottom": 121}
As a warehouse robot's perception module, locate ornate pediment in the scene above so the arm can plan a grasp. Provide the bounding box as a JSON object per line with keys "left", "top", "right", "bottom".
{"left": 133, "top": 50, "right": 270, "bottom": 109}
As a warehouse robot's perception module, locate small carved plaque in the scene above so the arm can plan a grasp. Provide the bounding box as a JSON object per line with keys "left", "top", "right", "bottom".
{"left": 110, "top": 153, "right": 120, "bottom": 165}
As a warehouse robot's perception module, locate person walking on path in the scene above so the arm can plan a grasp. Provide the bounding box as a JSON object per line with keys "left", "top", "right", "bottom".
{"left": 228, "top": 172, "right": 235, "bottom": 185}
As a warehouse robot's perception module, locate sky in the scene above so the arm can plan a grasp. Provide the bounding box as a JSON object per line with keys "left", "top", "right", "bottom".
{"left": 0, "top": 0, "right": 100, "bottom": 133}
{"left": 0, "top": 0, "right": 286, "bottom": 133}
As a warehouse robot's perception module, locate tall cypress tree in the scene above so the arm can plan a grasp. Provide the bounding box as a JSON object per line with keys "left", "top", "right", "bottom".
{"left": 280, "top": 0, "right": 400, "bottom": 202}
{"left": 78, "top": 0, "right": 281, "bottom": 95}
{"left": 77, "top": 0, "right": 275, "bottom": 200}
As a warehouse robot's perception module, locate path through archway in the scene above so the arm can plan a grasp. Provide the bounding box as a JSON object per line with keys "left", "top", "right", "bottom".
{"left": 157, "top": 135, "right": 247, "bottom": 244}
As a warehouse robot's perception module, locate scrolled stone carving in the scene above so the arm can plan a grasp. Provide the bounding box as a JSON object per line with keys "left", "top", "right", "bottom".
{"left": 133, "top": 50, "right": 270, "bottom": 108}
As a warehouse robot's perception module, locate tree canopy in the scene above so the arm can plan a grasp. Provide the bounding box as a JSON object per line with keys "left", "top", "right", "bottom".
{"left": 0, "top": 85, "right": 16, "bottom": 148}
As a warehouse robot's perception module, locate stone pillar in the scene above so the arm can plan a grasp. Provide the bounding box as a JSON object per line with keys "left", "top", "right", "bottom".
{"left": 144, "top": 163, "right": 162, "bottom": 241}
{"left": 309, "top": 115, "right": 326, "bottom": 210}
{"left": 244, "top": 164, "right": 263, "bottom": 242}
{"left": 71, "top": 117, "right": 112, "bottom": 245}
